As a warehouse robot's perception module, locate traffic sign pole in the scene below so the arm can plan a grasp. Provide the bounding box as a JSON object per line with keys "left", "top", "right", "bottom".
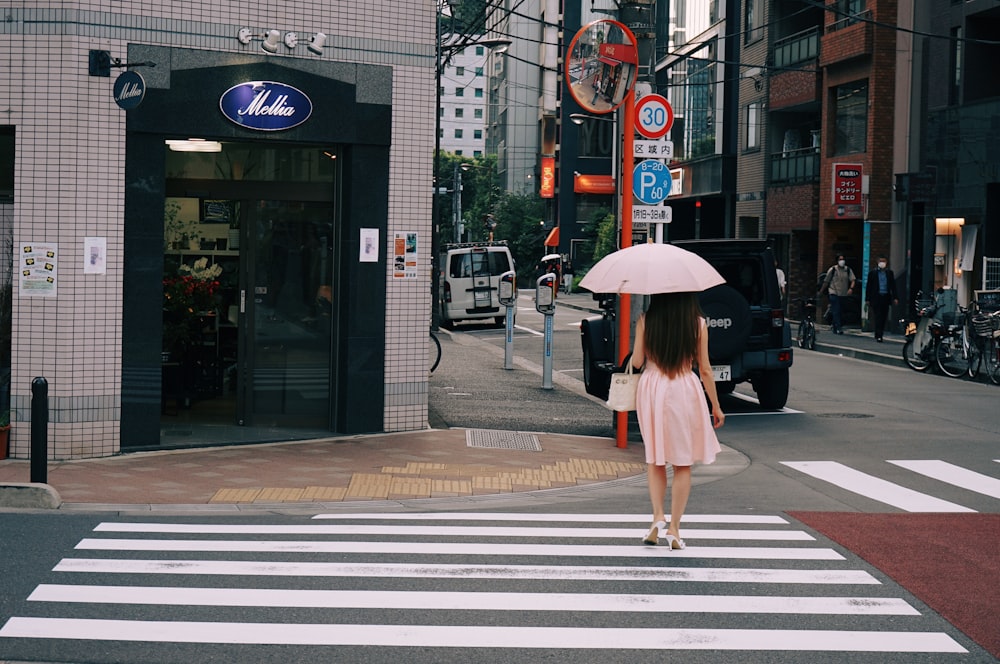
{"left": 616, "top": 93, "right": 636, "bottom": 450}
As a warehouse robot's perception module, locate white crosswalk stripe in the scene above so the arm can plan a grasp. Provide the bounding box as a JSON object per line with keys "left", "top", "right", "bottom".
{"left": 0, "top": 513, "right": 968, "bottom": 656}
{"left": 782, "top": 458, "right": 1000, "bottom": 512}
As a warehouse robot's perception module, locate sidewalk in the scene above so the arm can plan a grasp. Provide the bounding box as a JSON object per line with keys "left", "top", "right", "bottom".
{"left": 0, "top": 291, "right": 902, "bottom": 512}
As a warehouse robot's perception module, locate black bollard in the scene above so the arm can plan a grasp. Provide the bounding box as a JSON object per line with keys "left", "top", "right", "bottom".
{"left": 30, "top": 377, "right": 48, "bottom": 484}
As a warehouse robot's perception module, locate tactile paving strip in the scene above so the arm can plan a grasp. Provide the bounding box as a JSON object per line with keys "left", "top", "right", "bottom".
{"left": 465, "top": 429, "right": 542, "bottom": 451}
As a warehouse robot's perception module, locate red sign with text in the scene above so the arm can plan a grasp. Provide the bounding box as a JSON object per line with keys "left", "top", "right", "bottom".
{"left": 832, "top": 163, "right": 864, "bottom": 205}
{"left": 540, "top": 157, "right": 555, "bottom": 198}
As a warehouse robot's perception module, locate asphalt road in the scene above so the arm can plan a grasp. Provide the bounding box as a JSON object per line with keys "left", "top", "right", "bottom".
{"left": 0, "top": 293, "right": 997, "bottom": 663}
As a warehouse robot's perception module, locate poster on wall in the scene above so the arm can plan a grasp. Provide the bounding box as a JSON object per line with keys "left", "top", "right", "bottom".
{"left": 83, "top": 237, "right": 107, "bottom": 275}
{"left": 360, "top": 228, "right": 379, "bottom": 263}
{"left": 19, "top": 242, "right": 58, "bottom": 297}
{"left": 392, "top": 232, "right": 418, "bottom": 280}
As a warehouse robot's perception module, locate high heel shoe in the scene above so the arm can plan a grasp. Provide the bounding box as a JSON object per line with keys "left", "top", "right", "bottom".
{"left": 663, "top": 533, "right": 686, "bottom": 550}
{"left": 642, "top": 520, "right": 666, "bottom": 546}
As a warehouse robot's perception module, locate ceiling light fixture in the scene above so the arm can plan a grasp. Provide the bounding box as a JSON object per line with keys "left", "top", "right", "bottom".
{"left": 308, "top": 32, "right": 327, "bottom": 55}
{"left": 166, "top": 138, "right": 223, "bottom": 153}
{"left": 261, "top": 30, "right": 282, "bottom": 53}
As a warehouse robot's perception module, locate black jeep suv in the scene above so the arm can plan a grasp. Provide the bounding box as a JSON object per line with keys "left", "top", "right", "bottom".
{"left": 581, "top": 239, "right": 793, "bottom": 410}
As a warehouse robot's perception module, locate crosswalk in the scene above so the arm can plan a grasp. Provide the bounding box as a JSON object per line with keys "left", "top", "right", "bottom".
{"left": 0, "top": 512, "right": 969, "bottom": 658}
{"left": 781, "top": 458, "right": 1000, "bottom": 512}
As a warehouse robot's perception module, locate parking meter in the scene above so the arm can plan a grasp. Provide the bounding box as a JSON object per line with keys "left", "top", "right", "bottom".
{"left": 498, "top": 270, "right": 517, "bottom": 369}
{"left": 535, "top": 273, "right": 557, "bottom": 389}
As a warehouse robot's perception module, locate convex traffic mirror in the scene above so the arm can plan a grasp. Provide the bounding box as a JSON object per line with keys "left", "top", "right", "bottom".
{"left": 565, "top": 19, "right": 639, "bottom": 115}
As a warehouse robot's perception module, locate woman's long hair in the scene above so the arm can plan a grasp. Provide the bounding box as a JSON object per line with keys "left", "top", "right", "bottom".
{"left": 642, "top": 292, "right": 704, "bottom": 378}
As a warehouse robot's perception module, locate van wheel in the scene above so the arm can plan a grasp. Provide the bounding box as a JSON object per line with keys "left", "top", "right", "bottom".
{"left": 493, "top": 316, "right": 505, "bottom": 328}
{"left": 441, "top": 318, "right": 455, "bottom": 330}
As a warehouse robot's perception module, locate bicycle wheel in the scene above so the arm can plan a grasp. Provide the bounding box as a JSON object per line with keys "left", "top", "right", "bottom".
{"left": 935, "top": 336, "right": 967, "bottom": 377}
{"left": 805, "top": 324, "right": 816, "bottom": 350}
{"left": 902, "top": 338, "right": 931, "bottom": 372}
{"left": 429, "top": 331, "right": 442, "bottom": 373}
{"left": 797, "top": 321, "right": 807, "bottom": 348}
{"left": 966, "top": 337, "right": 983, "bottom": 378}
{"left": 986, "top": 339, "right": 1000, "bottom": 385}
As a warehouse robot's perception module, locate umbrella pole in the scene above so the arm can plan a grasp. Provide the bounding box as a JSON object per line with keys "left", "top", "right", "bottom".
{"left": 616, "top": 90, "right": 636, "bottom": 449}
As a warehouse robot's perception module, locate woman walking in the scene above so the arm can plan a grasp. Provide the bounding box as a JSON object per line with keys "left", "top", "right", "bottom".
{"left": 630, "top": 292, "right": 725, "bottom": 548}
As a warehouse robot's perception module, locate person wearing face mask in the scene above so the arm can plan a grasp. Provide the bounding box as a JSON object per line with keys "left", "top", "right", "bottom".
{"left": 865, "top": 255, "right": 898, "bottom": 342}
{"left": 819, "top": 254, "right": 857, "bottom": 334}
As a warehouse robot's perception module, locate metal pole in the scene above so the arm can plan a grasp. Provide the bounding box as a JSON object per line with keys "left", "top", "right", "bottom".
{"left": 431, "top": 9, "right": 443, "bottom": 331}
{"left": 453, "top": 164, "right": 463, "bottom": 243}
{"left": 30, "top": 376, "right": 48, "bottom": 484}
{"left": 615, "top": 90, "right": 636, "bottom": 448}
{"left": 504, "top": 304, "right": 515, "bottom": 369}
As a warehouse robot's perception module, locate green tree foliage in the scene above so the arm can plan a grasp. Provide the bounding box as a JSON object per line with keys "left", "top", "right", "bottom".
{"left": 489, "top": 193, "right": 546, "bottom": 286}
{"left": 435, "top": 152, "right": 500, "bottom": 245}
{"left": 579, "top": 207, "right": 616, "bottom": 272}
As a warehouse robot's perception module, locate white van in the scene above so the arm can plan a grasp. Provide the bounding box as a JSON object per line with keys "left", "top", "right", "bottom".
{"left": 439, "top": 241, "right": 515, "bottom": 328}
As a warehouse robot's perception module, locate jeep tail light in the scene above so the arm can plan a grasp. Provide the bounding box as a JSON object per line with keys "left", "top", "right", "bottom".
{"left": 771, "top": 309, "right": 784, "bottom": 328}
{"left": 444, "top": 282, "right": 452, "bottom": 303}
{"left": 778, "top": 350, "right": 791, "bottom": 363}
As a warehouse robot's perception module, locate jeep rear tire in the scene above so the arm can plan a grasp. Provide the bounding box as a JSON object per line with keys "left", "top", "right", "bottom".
{"left": 753, "top": 368, "right": 789, "bottom": 410}
{"left": 698, "top": 285, "right": 752, "bottom": 359}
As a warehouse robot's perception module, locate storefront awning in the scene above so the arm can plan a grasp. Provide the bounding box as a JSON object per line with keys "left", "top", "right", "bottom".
{"left": 597, "top": 56, "right": 619, "bottom": 66}
{"left": 544, "top": 227, "right": 559, "bottom": 247}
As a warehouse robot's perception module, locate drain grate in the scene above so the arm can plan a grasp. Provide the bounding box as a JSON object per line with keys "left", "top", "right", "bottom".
{"left": 466, "top": 429, "right": 542, "bottom": 451}
{"left": 815, "top": 413, "right": 874, "bottom": 419}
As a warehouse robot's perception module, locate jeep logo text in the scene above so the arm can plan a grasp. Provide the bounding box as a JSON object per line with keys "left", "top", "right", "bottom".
{"left": 706, "top": 317, "right": 733, "bottom": 329}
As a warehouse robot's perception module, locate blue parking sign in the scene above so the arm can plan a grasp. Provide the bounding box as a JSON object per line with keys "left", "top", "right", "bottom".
{"left": 632, "top": 160, "right": 671, "bottom": 205}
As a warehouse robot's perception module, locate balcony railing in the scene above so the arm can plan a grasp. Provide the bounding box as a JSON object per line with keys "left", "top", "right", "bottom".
{"left": 770, "top": 146, "right": 819, "bottom": 185}
{"left": 772, "top": 27, "right": 819, "bottom": 68}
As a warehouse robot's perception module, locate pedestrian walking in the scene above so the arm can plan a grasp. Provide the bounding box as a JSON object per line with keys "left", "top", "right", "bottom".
{"left": 865, "top": 255, "right": 898, "bottom": 342}
{"left": 562, "top": 261, "right": 574, "bottom": 294}
{"left": 630, "top": 292, "right": 724, "bottom": 549}
{"left": 819, "top": 254, "right": 856, "bottom": 334}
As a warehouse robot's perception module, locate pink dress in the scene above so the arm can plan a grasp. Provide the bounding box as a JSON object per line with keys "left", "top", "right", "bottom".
{"left": 635, "top": 325, "right": 721, "bottom": 466}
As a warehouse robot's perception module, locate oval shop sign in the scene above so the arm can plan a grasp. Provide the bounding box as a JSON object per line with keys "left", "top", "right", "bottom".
{"left": 219, "top": 81, "right": 313, "bottom": 131}
{"left": 113, "top": 70, "right": 146, "bottom": 110}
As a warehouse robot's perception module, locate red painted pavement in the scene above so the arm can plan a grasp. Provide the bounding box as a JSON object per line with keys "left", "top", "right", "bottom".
{"left": 791, "top": 512, "right": 999, "bottom": 659}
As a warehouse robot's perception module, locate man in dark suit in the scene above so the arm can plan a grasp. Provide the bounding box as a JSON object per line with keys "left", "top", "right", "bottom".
{"left": 865, "top": 255, "right": 898, "bottom": 342}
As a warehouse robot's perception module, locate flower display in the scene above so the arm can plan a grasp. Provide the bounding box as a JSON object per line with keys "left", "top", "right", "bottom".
{"left": 163, "top": 258, "right": 223, "bottom": 354}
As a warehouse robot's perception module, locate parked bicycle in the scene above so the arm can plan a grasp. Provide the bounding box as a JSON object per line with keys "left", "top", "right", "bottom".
{"left": 934, "top": 304, "right": 973, "bottom": 378}
{"left": 796, "top": 297, "right": 818, "bottom": 350}
{"left": 902, "top": 292, "right": 939, "bottom": 372}
{"left": 970, "top": 307, "right": 1000, "bottom": 384}
{"left": 429, "top": 327, "right": 441, "bottom": 373}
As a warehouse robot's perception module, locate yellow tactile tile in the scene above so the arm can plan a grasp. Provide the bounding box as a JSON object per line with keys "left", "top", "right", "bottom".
{"left": 346, "top": 473, "right": 392, "bottom": 499}
{"left": 255, "top": 487, "right": 306, "bottom": 502}
{"left": 301, "top": 486, "right": 349, "bottom": 501}
{"left": 209, "top": 488, "right": 262, "bottom": 503}
{"left": 430, "top": 479, "right": 473, "bottom": 494}
{"left": 472, "top": 475, "right": 513, "bottom": 491}
{"left": 388, "top": 476, "right": 433, "bottom": 497}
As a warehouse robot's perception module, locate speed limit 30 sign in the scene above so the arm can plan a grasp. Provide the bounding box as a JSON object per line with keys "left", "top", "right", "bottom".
{"left": 635, "top": 94, "right": 674, "bottom": 139}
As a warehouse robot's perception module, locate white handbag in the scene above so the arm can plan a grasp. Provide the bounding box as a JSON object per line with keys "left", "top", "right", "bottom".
{"left": 605, "top": 362, "right": 639, "bottom": 412}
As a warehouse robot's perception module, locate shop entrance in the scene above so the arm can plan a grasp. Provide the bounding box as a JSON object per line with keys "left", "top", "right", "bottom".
{"left": 161, "top": 142, "right": 338, "bottom": 439}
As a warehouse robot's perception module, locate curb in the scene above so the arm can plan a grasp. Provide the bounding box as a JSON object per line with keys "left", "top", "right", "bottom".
{"left": 0, "top": 482, "right": 61, "bottom": 509}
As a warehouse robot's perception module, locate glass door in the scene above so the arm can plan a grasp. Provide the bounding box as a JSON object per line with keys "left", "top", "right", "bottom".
{"left": 238, "top": 200, "right": 335, "bottom": 428}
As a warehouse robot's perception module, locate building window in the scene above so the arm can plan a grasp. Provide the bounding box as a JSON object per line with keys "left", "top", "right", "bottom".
{"left": 474, "top": 130, "right": 483, "bottom": 139}
{"left": 475, "top": 67, "right": 484, "bottom": 76}
{"left": 455, "top": 66, "right": 465, "bottom": 76}
{"left": 831, "top": 0, "right": 864, "bottom": 30}
{"left": 476, "top": 46, "right": 484, "bottom": 55}
{"left": 745, "top": 102, "right": 760, "bottom": 150}
{"left": 834, "top": 80, "right": 868, "bottom": 155}
{"left": 474, "top": 108, "right": 483, "bottom": 119}
{"left": 439, "top": 107, "right": 444, "bottom": 117}
{"left": 744, "top": 0, "right": 763, "bottom": 44}
{"left": 455, "top": 129, "right": 463, "bottom": 138}
{"left": 455, "top": 108, "right": 464, "bottom": 118}
{"left": 455, "top": 88, "right": 464, "bottom": 97}
{"left": 475, "top": 88, "right": 484, "bottom": 98}
{"left": 439, "top": 128, "right": 443, "bottom": 138}
{"left": 439, "top": 86, "right": 445, "bottom": 97}
{"left": 455, "top": 150, "right": 463, "bottom": 156}
{"left": 474, "top": 150, "right": 483, "bottom": 157}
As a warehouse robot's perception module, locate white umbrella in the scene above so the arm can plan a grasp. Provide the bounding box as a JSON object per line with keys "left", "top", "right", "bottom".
{"left": 540, "top": 253, "right": 562, "bottom": 263}
{"left": 579, "top": 242, "right": 725, "bottom": 294}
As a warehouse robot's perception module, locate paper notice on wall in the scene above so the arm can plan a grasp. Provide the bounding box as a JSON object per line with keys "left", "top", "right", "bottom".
{"left": 19, "top": 242, "right": 58, "bottom": 297}
{"left": 392, "top": 232, "right": 418, "bottom": 280}
{"left": 83, "top": 237, "right": 107, "bottom": 274}
{"left": 360, "top": 228, "right": 379, "bottom": 263}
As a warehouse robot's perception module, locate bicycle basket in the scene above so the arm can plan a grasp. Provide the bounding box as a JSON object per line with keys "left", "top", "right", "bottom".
{"left": 973, "top": 314, "right": 1000, "bottom": 338}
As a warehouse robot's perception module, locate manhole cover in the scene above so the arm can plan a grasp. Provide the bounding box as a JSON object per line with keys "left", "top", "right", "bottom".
{"left": 815, "top": 413, "right": 874, "bottom": 419}
{"left": 466, "top": 429, "right": 542, "bottom": 451}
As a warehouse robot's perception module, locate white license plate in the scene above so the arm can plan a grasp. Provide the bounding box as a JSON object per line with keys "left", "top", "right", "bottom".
{"left": 712, "top": 365, "right": 732, "bottom": 381}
